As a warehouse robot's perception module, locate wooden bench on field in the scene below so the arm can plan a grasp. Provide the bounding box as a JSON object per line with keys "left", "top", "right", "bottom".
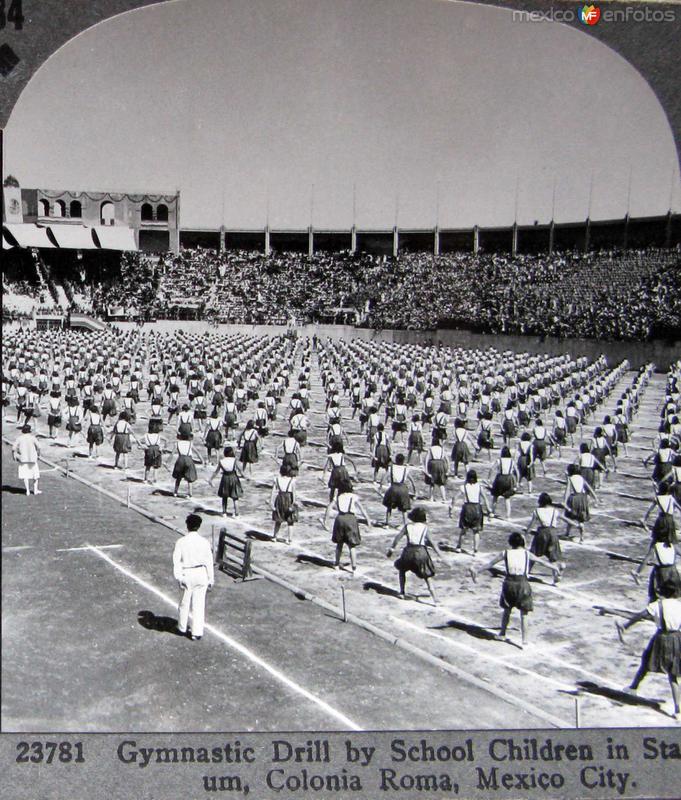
{"left": 213, "top": 527, "right": 257, "bottom": 581}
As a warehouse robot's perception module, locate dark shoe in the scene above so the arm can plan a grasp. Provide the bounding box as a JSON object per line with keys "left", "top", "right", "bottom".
{"left": 191, "top": 635, "right": 202, "bottom": 641}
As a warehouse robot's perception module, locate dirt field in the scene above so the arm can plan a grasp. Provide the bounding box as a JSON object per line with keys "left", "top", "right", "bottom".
{"left": 2, "top": 340, "right": 679, "bottom": 730}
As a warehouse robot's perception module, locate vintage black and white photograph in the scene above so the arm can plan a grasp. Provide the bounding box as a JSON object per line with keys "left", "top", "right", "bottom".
{"left": 2, "top": 0, "right": 681, "bottom": 765}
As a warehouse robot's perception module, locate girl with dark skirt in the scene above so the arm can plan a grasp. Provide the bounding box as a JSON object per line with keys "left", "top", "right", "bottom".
{"left": 148, "top": 400, "right": 164, "bottom": 433}
{"left": 323, "top": 478, "right": 372, "bottom": 574}
{"left": 602, "top": 415, "right": 619, "bottom": 459}
{"left": 616, "top": 584, "right": 681, "bottom": 720}
{"left": 379, "top": 453, "right": 416, "bottom": 527}
{"left": 470, "top": 532, "right": 561, "bottom": 647}
{"left": 432, "top": 409, "right": 449, "bottom": 446}
{"left": 642, "top": 485, "right": 680, "bottom": 544}
{"left": 406, "top": 414, "right": 424, "bottom": 465}
{"left": 516, "top": 432, "right": 536, "bottom": 494}
{"left": 327, "top": 421, "right": 346, "bottom": 453}
{"left": 140, "top": 430, "right": 165, "bottom": 484}
{"left": 591, "top": 426, "right": 616, "bottom": 478}
{"left": 326, "top": 400, "right": 342, "bottom": 429}
{"left": 166, "top": 386, "right": 180, "bottom": 424}
{"left": 177, "top": 404, "right": 194, "bottom": 438}
{"left": 66, "top": 404, "right": 84, "bottom": 446}
{"left": 632, "top": 527, "right": 681, "bottom": 601}
{"left": 110, "top": 411, "right": 138, "bottom": 470}
{"left": 81, "top": 382, "right": 94, "bottom": 413}
{"left": 565, "top": 399, "right": 580, "bottom": 438}
{"left": 101, "top": 384, "right": 117, "bottom": 425}
{"left": 122, "top": 393, "right": 137, "bottom": 425}
{"left": 455, "top": 398, "right": 469, "bottom": 428}
{"left": 475, "top": 412, "right": 495, "bottom": 462}
{"left": 425, "top": 441, "right": 449, "bottom": 502}
{"left": 563, "top": 463, "right": 598, "bottom": 542}
{"left": 531, "top": 419, "right": 549, "bottom": 476}
{"left": 290, "top": 410, "right": 309, "bottom": 448}
{"left": 265, "top": 390, "right": 277, "bottom": 422}
{"left": 422, "top": 393, "right": 435, "bottom": 427}
{"left": 1, "top": 375, "right": 11, "bottom": 421}
{"left": 387, "top": 507, "right": 446, "bottom": 605}
{"left": 254, "top": 402, "right": 269, "bottom": 438}
{"left": 238, "top": 420, "right": 260, "bottom": 476}
{"left": 86, "top": 405, "right": 104, "bottom": 459}
{"left": 392, "top": 399, "right": 408, "bottom": 443}
{"left": 667, "top": 455, "right": 681, "bottom": 505}
{"left": 47, "top": 392, "right": 62, "bottom": 439}
{"left": 645, "top": 439, "right": 675, "bottom": 488}
{"left": 614, "top": 405, "right": 630, "bottom": 457}
{"left": 551, "top": 410, "right": 568, "bottom": 457}
{"left": 204, "top": 411, "right": 224, "bottom": 466}
{"left": 577, "top": 442, "right": 607, "bottom": 491}
{"left": 171, "top": 434, "right": 203, "bottom": 497}
{"left": 489, "top": 446, "right": 519, "bottom": 520}
{"left": 211, "top": 381, "right": 225, "bottom": 415}
{"left": 366, "top": 406, "right": 381, "bottom": 448}
{"left": 501, "top": 402, "right": 518, "bottom": 445}
{"left": 451, "top": 419, "right": 473, "bottom": 478}
{"left": 525, "top": 493, "right": 566, "bottom": 569}
{"left": 209, "top": 446, "right": 245, "bottom": 517}
{"left": 192, "top": 390, "right": 207, "bottom": 434}
{"left": 271, "top": 466, "right": 298, "bottom": 544}
{"left": 451, "top": 469, "right": 492, "bottom": 555}
{"left": 64, "top": 375, "right": 79, "bottom": 408}
{"left": 372, "top": 424, "right": 392, "bottom": 483}
{"left": 322, "top": 443, "right": 358, "bottom": 501}
{"left": 517, "top": 399, "right": 531, "bottom": 431}
{"left": 223, "top": 399, "right": 239, "bottom": 437}
{"left": 277, "top": 434, "right": 302, "bottom": 477}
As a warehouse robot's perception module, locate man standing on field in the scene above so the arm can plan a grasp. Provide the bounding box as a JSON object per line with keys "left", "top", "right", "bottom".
{"left": 173, "top": 513, "right": 214, "bottom": 640}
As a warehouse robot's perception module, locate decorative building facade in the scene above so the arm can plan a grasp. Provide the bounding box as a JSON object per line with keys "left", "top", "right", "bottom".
{"left": 17, "top": 187, "right": 180, "bottom": 253}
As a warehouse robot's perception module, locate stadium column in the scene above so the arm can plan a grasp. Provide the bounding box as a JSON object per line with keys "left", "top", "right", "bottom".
{"left": 265, "top": 225, "right": 271, "bottom": 256}
{"left": 512, "top": 222, "right": 518, "bottom": 256}
{"left": 393, "top": 226, "right": 399, "bottom": 258}
{"left": 434, "top": 225, "right": 440, "bottom": 256}
{"left": 308, "top": 226, "right": 314, "bottom": 258}
{"left": 584, "top": 217, "right": 591, "bottom": 254}
{"left": 473, "top": 225, "right": 479, "bottom": 255}
{"left": 623, "top": 213, "right": 629, "bottom": 250}
{"left": 173, "top": 191, "right": 181, "bottom": 254}
{"left": 665, "top": 210, "right": 673, "bottom": 248}
{"left": 220, "top": 226, "right": 226, "bottom": 253}
{"left": 350, "top": 225, "right": 357, "bottom": 254}
{"left": 548, "top": 220, "right": 555, "bottom": 254}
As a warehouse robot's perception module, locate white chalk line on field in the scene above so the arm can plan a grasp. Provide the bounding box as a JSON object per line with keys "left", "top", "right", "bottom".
{"left": 84, "top": 543, "right": 362, "bottom": 731}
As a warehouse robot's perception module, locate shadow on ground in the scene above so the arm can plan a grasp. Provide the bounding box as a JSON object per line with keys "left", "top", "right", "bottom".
{"left": 137, "top": 610, "right": 185, "bottom": 636}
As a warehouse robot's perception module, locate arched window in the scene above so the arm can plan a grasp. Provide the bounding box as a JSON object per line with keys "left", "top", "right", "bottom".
{"left": 53, "top": 200, "right": 65, "bottom": 218}
{"left": 156, "top": 204, "right": 169, "bottom": 222}
{"left": 39, "top": 199, "right": 50, "bottom": 217}
{"left": 70, "top": 200, "right": 82, "bottom": 218}
{"left": 141, "top": 203, "right": 153, "bottom": 221}
{"left": 100, "top": 201, "right": 115, "bottom": 226}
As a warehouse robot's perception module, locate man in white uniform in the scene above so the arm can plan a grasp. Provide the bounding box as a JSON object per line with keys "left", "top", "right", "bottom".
{"left": 173, "top": 514, "right": 214, "bottom": 640}
{"left": 12, "top": 424, "right": 41, "bottom": 495}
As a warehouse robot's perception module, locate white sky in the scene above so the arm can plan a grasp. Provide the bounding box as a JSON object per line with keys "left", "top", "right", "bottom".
{"left": 5, "top": 0, "right": 680, "bottom": 229}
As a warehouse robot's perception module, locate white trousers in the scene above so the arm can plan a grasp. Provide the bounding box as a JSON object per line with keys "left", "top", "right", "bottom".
{"left": 177, "top": 567, "right": 209, "bottom": 637}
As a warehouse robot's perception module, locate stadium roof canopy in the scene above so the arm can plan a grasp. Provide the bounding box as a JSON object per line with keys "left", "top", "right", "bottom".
{"left": 2, "top": 223, "right": 138, "bottom": 251}
{"left": 48, "top": 225, "right": 98, "bottom": 249}
{"left": 91, "top": 226, "right": 138, "bottom": 251}
{"left": 3, "top": 223, "right": 55, "bottom": 248}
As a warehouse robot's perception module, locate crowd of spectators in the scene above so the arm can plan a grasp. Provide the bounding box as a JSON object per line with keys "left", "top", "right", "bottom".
{"left": 99, "top": 246, "right": 679, "bottom": 341}
{"left": 5, "top": 244, "right": 679, "bottom": 341}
